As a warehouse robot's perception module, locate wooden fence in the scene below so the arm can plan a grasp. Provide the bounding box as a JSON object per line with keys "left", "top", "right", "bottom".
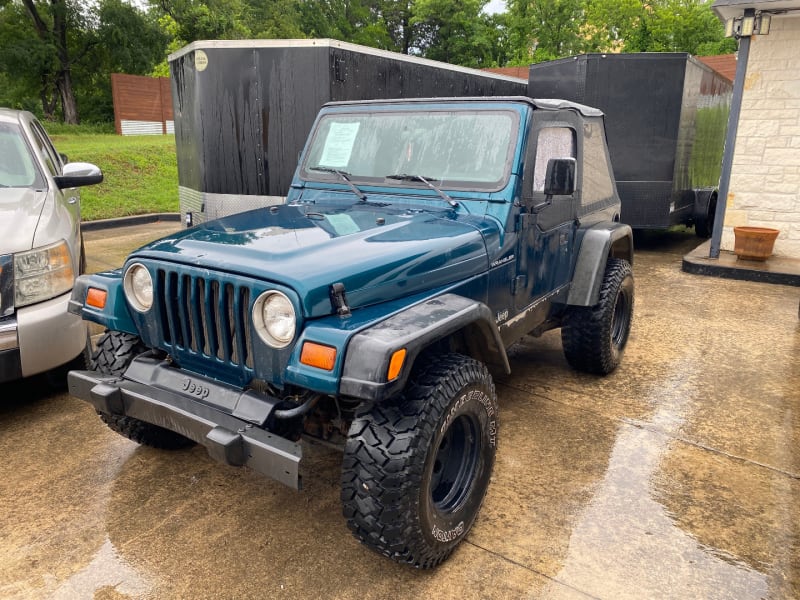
{"left": 111, "top": 73, "right": 173, "bottom": 135}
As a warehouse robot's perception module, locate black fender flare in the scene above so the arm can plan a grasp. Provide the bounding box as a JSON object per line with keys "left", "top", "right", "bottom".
{"left": 567, "top": 222, "right": 634, "bottom": 307}
{"left": 339, "top": 294, "right": 510, "bottom": 402}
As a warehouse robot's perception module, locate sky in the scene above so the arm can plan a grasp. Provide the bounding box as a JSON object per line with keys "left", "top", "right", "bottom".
{"left": 484, "top": 0, "right": 507, "bottom": 14}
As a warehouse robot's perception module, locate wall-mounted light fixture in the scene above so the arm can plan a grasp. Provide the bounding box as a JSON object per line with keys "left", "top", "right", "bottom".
{"left": 724, "top": 11, "right": 772, "bottom": 38}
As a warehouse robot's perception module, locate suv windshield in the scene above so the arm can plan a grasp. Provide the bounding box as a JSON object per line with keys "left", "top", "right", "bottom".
{"left": 0, "top": 123, "right": 42, "bottom": 188}
{"left": 302, "top": 109, "right": 518, "bottom": 191}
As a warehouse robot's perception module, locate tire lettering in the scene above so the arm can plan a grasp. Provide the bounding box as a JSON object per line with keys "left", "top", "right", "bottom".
{"left": 432, "top": 521, "right": 464, "bottom": 543}
{"left": 487, "top": 419, "right": 497, "bottom": 448}
{"left": 441, "top": 389, "right": 495, "bottom": 435}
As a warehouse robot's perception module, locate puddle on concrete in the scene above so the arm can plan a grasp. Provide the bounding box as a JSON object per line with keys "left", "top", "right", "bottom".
{"left": 540, "top": 371, "right": 771, "bottom": 599}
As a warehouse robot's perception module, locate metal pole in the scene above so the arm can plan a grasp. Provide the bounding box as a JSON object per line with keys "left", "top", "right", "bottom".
{"left": 710, "top": 9, "right": 754, "bottom": 258}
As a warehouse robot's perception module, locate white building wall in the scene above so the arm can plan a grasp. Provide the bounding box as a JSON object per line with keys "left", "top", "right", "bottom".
{"left": 723, "top": 14, "right": 800, "bottom": 258}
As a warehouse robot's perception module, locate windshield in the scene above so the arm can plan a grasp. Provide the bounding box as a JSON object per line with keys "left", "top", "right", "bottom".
{"left": 301, "top": 109, "right": 518, "bottom": 191}
{"left": 0, "top": 123, "right": 42, "bottom": 188}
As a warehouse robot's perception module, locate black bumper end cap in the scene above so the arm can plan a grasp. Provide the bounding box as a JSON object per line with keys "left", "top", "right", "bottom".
{"left": 206, "top": 426, "right": 245, "bottom": 466}
{"left": 90, "top": 382, "right": 124, "bottom": 415}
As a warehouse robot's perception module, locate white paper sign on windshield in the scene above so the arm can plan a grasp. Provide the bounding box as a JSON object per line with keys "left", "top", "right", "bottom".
{"left": 319, "top": 122, "right": 360, "bottom": 168}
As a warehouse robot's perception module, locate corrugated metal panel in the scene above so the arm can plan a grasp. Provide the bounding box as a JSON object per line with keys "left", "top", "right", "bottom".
{"left": 120, "top": 120, "right": 164, "bottom": 135}
{"left": 165, "top": 120, "right": 175, "bottom": 134}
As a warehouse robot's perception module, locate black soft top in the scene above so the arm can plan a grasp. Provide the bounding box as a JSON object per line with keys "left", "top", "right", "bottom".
{"left": 322, "top": 96, "right": 605, "bottom": 118}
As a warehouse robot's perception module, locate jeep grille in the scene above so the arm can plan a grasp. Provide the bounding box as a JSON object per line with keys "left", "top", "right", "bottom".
{"left": 155, "top": 269, "right": 254, "bottom": 370}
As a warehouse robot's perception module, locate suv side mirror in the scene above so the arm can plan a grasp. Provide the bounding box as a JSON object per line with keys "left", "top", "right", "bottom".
{"left": 543, "top": 158, "right": 576, "bottom": 196}
{"left": 54, "top": 162, "right": 103, "bottom": 189}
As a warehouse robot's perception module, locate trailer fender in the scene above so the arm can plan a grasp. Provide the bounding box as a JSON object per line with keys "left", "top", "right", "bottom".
{"left": 692, "top": 188, "right": 717, "bottom": 238}
{"left": 339, "top": 294, "right": 510, "bottom": 402}
{"left": 567, "top": 223, "right": 634, "bottom": 307}
{"left": 692, "top": 188, "right": 716, "bottom": 218}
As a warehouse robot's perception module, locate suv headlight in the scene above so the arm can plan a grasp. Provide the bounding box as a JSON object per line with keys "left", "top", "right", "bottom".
{"left": 14, "top": 240, "right": 74, "bottom": 307}
{"left": 123, "top": 263, "right": 154, "bottom": 312}
{"left": 253, "top": 291, "right": 296, "bottom": 348}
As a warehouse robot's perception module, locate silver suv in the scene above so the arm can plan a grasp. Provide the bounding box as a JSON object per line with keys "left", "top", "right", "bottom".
{"left": 0, "top": 109, "right": 102, "bottom": 383}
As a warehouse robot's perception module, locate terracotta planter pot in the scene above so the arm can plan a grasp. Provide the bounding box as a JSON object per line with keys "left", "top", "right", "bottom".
{"left": 733, "top": 226, "right": 779, "bottom": 261}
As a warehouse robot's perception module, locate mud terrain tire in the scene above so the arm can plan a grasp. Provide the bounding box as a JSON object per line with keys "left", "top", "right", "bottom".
{"left": 341, "top": 353, "right": 498, "bottom": 568}
{"left": 562, "top": 258, "right": 634, "bottom": 375}
{"left": 92, "top": 330, "right": 194, "bottom": 449}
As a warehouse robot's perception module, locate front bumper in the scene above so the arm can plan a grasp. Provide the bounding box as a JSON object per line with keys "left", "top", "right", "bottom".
{"left": 0, "top": 292, "right": 87, "bottom": 382}
{"left": 68, "top": 357, "right": 303, "bottom": 489}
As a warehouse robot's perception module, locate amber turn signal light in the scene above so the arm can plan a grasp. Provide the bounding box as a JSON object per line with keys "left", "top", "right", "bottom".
{"left": 300, "top": 342, "right": 337, "bottom": 371}
{"left": 86, "top": 287, "right": 107, "bottom": 309}
{"left": 387, "top": 348, "right": 406, "bottom": 381}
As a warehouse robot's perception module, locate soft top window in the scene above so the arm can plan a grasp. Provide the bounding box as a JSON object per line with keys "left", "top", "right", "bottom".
{"left": 302, "top": 109, "right": 518, "bottom": 192}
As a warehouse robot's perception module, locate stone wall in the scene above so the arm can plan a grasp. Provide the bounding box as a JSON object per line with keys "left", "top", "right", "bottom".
{"left": 723, "top": 14, "right": 800, "bottom": 257}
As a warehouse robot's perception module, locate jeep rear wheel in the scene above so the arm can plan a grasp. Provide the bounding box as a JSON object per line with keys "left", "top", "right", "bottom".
{"left": 341, "top": 354, "right": 498, "bottom": 568}
{"left": 92, "top": 330, "right": 194, "bottom": 449}
{"left": 562, "top": 258, "right": 634, "bottom": 375}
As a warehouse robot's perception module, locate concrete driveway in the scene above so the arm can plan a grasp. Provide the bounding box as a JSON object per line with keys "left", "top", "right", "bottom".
{"left": 0, "top": 224, "right": 797, "bottom": 599}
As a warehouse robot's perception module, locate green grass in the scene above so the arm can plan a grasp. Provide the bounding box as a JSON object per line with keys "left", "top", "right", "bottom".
{"left": 47, "top": 133, "right": 178, "bottom": 221}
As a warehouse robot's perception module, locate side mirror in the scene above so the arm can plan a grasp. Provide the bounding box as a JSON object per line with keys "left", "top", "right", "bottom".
{"left": 54, "top": 162, "right": 103, "bottom": 189}
{"left": 543, "top": 158, "right": 576, "bottom": 197}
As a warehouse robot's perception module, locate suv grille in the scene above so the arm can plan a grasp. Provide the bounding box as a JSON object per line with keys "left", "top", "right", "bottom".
{"left": 155, "top": 268, "right": 254, "bottom": 370}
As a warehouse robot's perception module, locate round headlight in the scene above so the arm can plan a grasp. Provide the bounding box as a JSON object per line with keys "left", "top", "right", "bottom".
{"left": 123, "top": 263, "right": 153, "bottom": 312}
{"left": 253, "top": 291, "right": 296, "bottom": 348}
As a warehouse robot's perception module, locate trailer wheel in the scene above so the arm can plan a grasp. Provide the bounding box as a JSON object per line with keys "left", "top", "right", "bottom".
{"left": 92, "top": 331, "right": 194, "bottom": 449}
{"left": 694, "top": 195, "right": 716, "bottom": 238}
{"left": 341, "top": 353, "right": 497, "bottom": 568}
{"left": 562, "top": 258, "right": 634, "bottom": 375}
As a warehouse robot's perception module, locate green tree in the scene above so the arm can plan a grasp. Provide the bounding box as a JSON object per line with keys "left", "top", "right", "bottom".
{"left": 381, "top": 0, "right": 416, "bottom": 53}
{"left": 0, "top": 0, "right": 92, "bottom": 122}
{"left": 582, "top": 0, "right": 736, "bottom": 55}
{"left": 411, "top": 0, "right": 496, "bottom": 67}
{"left": 506, "top": 0, "right": 586, "bottom": 64}
{"left": 0, "top": 0, "right": 167, "bottom": 123}
{"left": 152, "top": 0, "right": 250, "bottom": 41}
{"left": 297, "top": 0, "right": 391, "bottom": 48}
{"left": 646, "top": 0, "right": 735, "bottom": 54}
{"left": 76, "top": 0, "right": 168, "bottom": 123}
{"left": 246, "top": 0, "right": 304, "bottom": 39}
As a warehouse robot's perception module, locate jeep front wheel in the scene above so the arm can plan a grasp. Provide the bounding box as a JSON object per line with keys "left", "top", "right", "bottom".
{"left": 341, "top": 354, "right": 498, "bottom": 568}
{"left": 562, "top": 258, "right": 634, "bottom": 375}
{"left": 92, "top": 330, "right": 194, "bottom": 449}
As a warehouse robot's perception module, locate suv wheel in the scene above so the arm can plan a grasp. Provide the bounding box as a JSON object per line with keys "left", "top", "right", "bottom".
{"left": 562, "top": 258, "right": 634, "bottom": 375}
{"left": 341, "top": 354, "right": 498, "bottom": 568}
{"left": 92, "top": 330, "right": 194, "bottom": 449}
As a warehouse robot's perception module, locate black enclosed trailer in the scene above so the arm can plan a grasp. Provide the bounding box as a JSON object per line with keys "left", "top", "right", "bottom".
{"left": 528, "top": 53, "right": 732, "bottom": 235}
{"left": 168, "top": 39, "right": 527, "bottom": 224}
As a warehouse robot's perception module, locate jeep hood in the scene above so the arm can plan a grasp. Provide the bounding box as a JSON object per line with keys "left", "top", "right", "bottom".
{"left": 0, "top": 187, "right": 47, "bottom": 254}
{"left": 132, "top": 203, "right": 496, "bottom": 317}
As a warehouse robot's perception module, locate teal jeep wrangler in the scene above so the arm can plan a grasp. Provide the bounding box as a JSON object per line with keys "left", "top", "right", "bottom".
{"left": 68, "top": 97, "right": 634, "bottom": 568}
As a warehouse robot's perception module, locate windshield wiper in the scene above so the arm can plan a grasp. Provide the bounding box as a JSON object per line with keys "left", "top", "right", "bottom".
{"left": 385, "top": 174, "right": 458, "bottom": 207}
{"left": 308, "top": 166, "right": 366, "bottom": 202}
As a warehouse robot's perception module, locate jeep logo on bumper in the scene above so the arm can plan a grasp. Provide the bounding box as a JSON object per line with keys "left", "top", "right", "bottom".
{"left": 182, "top": 378, "right": 210, "bottom": 399}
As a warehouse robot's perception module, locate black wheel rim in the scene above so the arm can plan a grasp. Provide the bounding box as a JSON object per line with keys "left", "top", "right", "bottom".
{"left": 431, "top": 414, "right": 480, "bottom": 513}
{"left": 611, "top": 288, "right": 629, "bottom": 348}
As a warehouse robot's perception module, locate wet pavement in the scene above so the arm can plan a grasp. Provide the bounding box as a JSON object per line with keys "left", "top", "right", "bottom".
{"left": 0, "top": 225, "right": 797, "bottom": 599}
